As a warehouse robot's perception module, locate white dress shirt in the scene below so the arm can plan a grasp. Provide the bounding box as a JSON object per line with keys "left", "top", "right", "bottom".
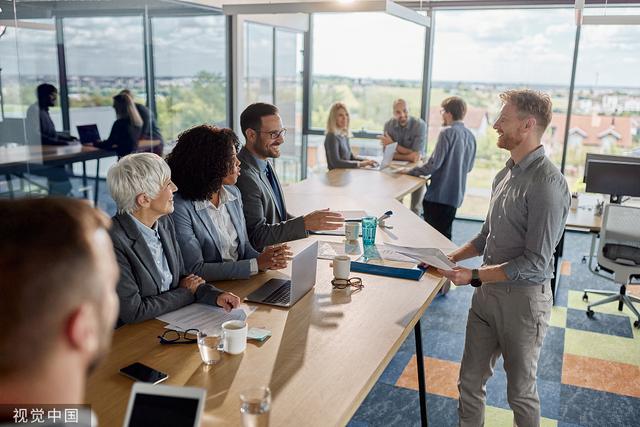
{"left": 195, "top": 187, "right": 259, "bottom": 275}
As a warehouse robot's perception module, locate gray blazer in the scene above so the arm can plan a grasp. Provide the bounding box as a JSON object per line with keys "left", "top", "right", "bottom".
{"left": 324, "top": 132, "right": 361, "bottom": 170}
{"left": 235, "top": 146, "right": 306, "bottom": 251}
{"left": 171, "top": 186, "right": 261, "bottom": 282}
{"left": 110, "top": 213, "right": 222, "bottom": 325}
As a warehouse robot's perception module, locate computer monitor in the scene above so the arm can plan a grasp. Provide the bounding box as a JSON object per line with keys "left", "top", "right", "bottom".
{"left": 584, "top": 155, "right": 640, "bottom": 203}
{"left": 583, "top": 153, "right": 640, "bottom": 183}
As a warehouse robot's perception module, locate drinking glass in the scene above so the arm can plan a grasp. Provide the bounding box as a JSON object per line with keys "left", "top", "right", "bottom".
{"left": 361, "top": 216, "right": 377, "bottom": 246}
{"left": 240, "top": 386, "right": 271, "bottom": 427}
{"left": 197, "top": 331, "right": 222, "bottom": 365}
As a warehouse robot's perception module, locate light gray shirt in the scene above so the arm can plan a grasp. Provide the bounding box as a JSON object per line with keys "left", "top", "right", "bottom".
{"left": 324, "top": 132, "right": 362, "bottom": 170}
{"left": 383, "top": 116, "right": 427, "bottom": 154}
{"left": 469, "top": 146, "right": 570, "bottom": 285}
{"left": 129, "top": 214, "right": 173, "bottom": 292}
{"left": 194, "top": 188, "right": 258, "bottom": 275}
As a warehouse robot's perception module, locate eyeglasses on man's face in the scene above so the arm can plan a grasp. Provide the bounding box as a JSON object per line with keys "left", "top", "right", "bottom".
{"left": 157, "top": 328, "right": 199, "bottom": 345}
{"left": 255, "top": 128, "right": 287, "bottom": 140}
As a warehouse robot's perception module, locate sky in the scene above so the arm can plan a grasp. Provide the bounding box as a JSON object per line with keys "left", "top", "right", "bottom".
{"left": 1, "top": 7, "right": 639, "bottom": 88}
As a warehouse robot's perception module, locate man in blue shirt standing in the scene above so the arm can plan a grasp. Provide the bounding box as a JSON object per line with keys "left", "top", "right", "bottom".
{"left": 403, "top": 96, "right": 476, "bottom": 240}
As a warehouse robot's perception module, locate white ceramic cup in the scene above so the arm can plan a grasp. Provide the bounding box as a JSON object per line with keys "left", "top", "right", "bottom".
{"left": 221, "top": 320, "right": 248, "bottom": 355}
{"left": 345, "top": 222, "right": 360, "bottom": 242}
{"left": 333, "top": 255, "right": 351, "bottom": 280}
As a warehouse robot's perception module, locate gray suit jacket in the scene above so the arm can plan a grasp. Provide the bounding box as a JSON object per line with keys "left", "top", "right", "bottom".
{"left": 171, "top": 186, "right": 261, "bottom": 282}
{"left": 110, "top": 213, "right": 223, "bottom": 325}
{"left": 235, "top": 146, "right": 306, "bottom": 251}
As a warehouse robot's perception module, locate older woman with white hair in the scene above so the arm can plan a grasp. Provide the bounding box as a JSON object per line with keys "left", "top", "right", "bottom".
{"left": 107, "top": 152, "right": 240, "bottom": 325}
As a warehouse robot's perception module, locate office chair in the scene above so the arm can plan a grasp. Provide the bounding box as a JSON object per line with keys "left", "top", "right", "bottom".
{"left": 582, "top": 203, "right": 640, "bottom": 328}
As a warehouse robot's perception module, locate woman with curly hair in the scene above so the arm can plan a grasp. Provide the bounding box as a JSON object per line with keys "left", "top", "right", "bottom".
{"left": 167, "top": 125, "right": 291, "bottom": 282}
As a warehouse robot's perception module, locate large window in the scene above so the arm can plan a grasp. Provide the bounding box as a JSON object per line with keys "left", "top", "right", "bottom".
{"left": 563, "top": 21, "right": 640, "bottom": 194}
{"left": 0, "top": 20, "right": 60, "bottom": 126}
{"left": 430, "top": 8, "right": 575, "bottom": 218}
{"left": 152, "top": 15, "right": 227, "bottom": 141}
{"left": 309, "top": 12, "right": 425, "bottom": 172}
{"left": 63, "top": 17, "right": 146, "bottom": 140}
{"left": 244, "top": 22, "right": 274, "bottom": 105}
{"left": 274, "top": 29, "right": 304, "bottom": 183}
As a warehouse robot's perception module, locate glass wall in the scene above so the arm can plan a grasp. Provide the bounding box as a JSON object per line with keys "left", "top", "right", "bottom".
{"left": 565, "top": 21, "right": 640, "bottom": 194}
{"left": 152, "top": 15, "right": 227, "bottom": 141}
{"left": 274, "top": 29, "right": 304, "bottom": 183}
{"left": 430, "top": 8, "right": 575, "bottom": 218}
{"left": 0, "top": 1, "right": 228, "bottom": 210}
{"left": 310, "top": 12, "right": 426, "bottom": 172}
{"left": 244, "top": 22, "right": 274, "bottom": 105}
{"left": 64, "top": 16, "right": 146, "bottom": 140}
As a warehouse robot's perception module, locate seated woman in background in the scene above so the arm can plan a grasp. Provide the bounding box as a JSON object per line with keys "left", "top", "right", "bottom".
{"left": 107, "top": 152, "right": 240, "bottom": 325}
{"left": 167, "top": 125, "right": 291, "bottom": 282}
{"left": 324, "top": 102, "right": 377, "bottom": 170}
{"left": 93, "top": 93, "right": 142, "bottom": 158}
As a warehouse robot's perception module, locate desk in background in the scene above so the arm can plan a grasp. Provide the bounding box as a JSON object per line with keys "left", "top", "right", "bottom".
{"left": 0, "top": 144, "right": 116, "bottom": 205}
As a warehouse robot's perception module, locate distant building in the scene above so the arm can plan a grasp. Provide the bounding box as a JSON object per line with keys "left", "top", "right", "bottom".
{"left": 427, "top": 106, "right": 490, "bottom": 143}
{"left": 544, "top": 113, "right": 633, "bottom": 152}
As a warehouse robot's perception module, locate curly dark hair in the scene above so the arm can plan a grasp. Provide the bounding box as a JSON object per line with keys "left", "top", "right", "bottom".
{"left": 166, "top": 125, "right": 240, "bottom": 201}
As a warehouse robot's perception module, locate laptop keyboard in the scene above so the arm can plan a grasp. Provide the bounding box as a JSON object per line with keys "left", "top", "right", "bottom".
{"left": 263, "top": 284, "right": 291, "bottom": 304}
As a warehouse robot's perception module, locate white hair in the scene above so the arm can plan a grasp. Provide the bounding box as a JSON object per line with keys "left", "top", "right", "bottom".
{"left": 107, "top": 153, "right": 171, "bottom": 214}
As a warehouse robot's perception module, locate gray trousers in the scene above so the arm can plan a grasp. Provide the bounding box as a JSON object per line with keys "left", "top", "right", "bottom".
{"left": 458, "top": 283, "right": 552, "bottom": 427}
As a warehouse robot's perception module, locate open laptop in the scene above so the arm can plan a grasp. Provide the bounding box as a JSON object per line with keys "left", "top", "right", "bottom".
{"left": 362, "top": 142, "right": 397, "bottom": 171}
{"left": 245, "top": 241, "right": 318, "bottom": 308}
{"left": 77, "top": 124, "right": 101, "bottom": 144}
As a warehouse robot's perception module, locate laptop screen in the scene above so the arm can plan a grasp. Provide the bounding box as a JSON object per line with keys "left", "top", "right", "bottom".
{"left": 77, "top": 124, "right": 101, "bottom": 144}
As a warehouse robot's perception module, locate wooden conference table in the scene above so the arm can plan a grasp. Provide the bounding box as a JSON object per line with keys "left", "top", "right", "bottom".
{"left": 86, "top": 169, "right": 452, "bottom": 427}
{"left": 0, "top": 144, "right": 115, "bottom": 205}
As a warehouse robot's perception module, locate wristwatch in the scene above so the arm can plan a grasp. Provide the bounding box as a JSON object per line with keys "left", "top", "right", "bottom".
{"left": 470, "top": 269, "right": 482, "bottom": 288}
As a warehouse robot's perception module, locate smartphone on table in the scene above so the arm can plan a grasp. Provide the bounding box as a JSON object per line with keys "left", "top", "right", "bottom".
{"left": 119, "top": 362, "right": 168, "bottom": 384}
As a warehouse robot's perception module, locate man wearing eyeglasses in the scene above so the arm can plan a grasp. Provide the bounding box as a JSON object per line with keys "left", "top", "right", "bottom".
{"left": 236, "top": 103, "right": 344, "bottom": 251}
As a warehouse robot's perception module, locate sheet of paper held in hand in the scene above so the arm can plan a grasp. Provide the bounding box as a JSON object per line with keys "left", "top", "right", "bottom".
{"left": 157, "top": 303, "right": 256, "bottom": 334}
{"left": 383, "top": 243, "right": 457, "bottom": 271}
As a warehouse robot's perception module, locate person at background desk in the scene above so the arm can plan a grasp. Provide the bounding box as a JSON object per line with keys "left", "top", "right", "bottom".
{"left": 437, "top": 90, "right": 569, "bottom": 427}
{"left": 91, "top": 93, "right": 142, "bottom": 158}
{"left": 120, "top": 89, "right": 164, "bottom": 155}
{"left": 379, "top": 98, "right": 427, "bottom": 215}
{"left": 236, "top": 102, "right": 344, "bottom": 251}
{"left": 401, "top": 96, "right": 476, "bottom": 240}
{"left": 324, "top": 102, "right": 377, "bottom": 170}
{"left": 107, "top": 153, "right": 240, "bottom": 325}
{"left": 0, "top": 198, "right": 118, "bottom": 425}
{"left": 26, "top": 83, "right": 77, "bottom": 146}
{"left": 168, "top": 124, "right": 291, "bottom": 282}
{"left": 25, "top": 83, "right": 77, "bottom": 195}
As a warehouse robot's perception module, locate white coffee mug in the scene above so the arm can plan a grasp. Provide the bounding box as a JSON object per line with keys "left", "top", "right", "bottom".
{"left": 345, "top": 222, "right": 360, "bottom": 242}
{"left": 333, "top": 255, "right": 351, "bottom": 280}
{"left": 221, "top": 320, "right": 248, "bottom": 355}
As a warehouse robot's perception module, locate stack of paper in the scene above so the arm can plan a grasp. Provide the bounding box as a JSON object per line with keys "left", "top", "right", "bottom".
{"left": 156, "top": 303, "right": 256, "bottom": 335}
{"left": 383, "top": 244, "right": 457, "bottom": 270}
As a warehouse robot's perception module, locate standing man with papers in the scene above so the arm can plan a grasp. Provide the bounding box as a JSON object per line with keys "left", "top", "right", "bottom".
{"left": 437, "top": 90, "right": 570, "bottom": 427}
{"left": 400, "top": 96, "right": 476, "bottom": 239}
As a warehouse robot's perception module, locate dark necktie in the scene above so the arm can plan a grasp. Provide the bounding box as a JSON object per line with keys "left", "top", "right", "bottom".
{"left": 265, "top": 163, "right": 285, "bottom": 219}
